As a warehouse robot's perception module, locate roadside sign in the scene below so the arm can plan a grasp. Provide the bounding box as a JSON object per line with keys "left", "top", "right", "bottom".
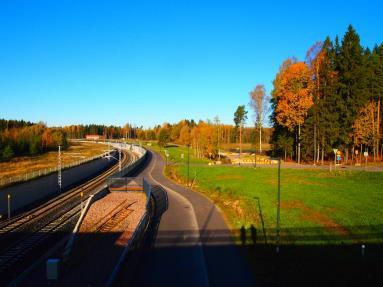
{"left": 355, "top": 150, "right": 359, "bottom": 155}
{"left": 364, "top": 151, "right": 368, "bottom": 157}
{"left": 333, "top": 148, "right": 338, "bottom": 154}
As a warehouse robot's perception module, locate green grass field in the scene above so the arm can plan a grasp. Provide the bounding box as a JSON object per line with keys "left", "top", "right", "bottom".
{"left": 150, "top": 143, "right": 383, "bottom": 245}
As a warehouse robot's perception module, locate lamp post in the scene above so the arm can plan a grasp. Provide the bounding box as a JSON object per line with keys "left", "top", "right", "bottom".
{"left": 187, "top": 144, "right": 190, "bottom": 188}
{"left": 118, "top": 143, "right": 122, "bottom": 172}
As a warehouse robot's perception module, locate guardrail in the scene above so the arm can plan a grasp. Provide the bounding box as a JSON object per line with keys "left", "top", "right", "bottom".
{"left": 106, "top": 209, "right": 150, "bottom": 287}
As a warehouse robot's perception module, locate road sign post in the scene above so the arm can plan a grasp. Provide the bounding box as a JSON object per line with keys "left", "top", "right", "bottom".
{"left": 333, "top": 148, "right": 338, "bottom": 169}
{"left": 164, "top": 149, "right": 169, "bottom": 166}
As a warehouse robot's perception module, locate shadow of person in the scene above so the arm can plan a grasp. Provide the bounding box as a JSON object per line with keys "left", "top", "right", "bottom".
{"left": 240, "top": 226, "right": 246, "bottom": 246}
{"left": 250, "top": 224, "right": 257, "bottom": 246}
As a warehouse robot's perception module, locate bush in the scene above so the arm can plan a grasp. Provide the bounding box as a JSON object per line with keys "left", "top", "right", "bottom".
{"left": 1, "top": 145, "right": 14, "bottom": 161}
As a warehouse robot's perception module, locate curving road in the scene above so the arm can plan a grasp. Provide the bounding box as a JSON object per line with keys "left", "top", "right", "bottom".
{"left": 121, "top": 150, "right": 256, "bottom": 287}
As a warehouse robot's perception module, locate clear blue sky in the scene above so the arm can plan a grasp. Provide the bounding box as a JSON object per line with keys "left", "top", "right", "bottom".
{"left": 1, "top": 0, "right": 382, "bottom": 128}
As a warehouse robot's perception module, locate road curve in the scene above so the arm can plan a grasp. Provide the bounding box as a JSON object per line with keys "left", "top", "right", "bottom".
{"left": 123, "top": 150, "right": 255, "bottom": 287}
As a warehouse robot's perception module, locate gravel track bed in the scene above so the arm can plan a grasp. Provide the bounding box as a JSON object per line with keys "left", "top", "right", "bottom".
{"left": 58, "top": 191, "right": 147, "bottom": 286}
{"left": 115, "top": 192, "right": 147, "bottom": 246}
{"left": 80, "top": 192, "right": 146, "bottom": 233}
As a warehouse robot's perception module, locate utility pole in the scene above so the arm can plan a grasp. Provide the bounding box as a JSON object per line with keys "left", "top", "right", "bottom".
{"left": 118, "top": 143, "right": 122, "bottom": 172}
{"left": 58, "top": 146, "right": 62, "bottom": 191}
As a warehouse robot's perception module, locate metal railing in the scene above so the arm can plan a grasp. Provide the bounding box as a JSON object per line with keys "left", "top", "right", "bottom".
{"left": 107, "top": 177, "right": 152, "bottom": 210}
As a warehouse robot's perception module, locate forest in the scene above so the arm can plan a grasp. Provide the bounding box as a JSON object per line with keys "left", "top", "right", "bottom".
{"left": 271, "top": 25, "right": 383, "bottom": 163}
{"left": 0, "top": 119, "right": 68, "bottom": 161}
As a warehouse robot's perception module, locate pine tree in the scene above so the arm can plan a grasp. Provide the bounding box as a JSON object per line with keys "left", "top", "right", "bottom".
{"left": 336, "top": 25, "right": 368, "bottom": 162}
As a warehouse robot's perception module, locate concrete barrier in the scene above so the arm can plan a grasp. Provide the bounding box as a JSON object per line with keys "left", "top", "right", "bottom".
{"left": 0, "top": 151, "right": 118, "bottom": 216}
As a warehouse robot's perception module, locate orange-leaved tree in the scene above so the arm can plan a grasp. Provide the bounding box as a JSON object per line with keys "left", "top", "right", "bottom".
{"left": 273, "top": 60, "right": 314, "bottom": 163}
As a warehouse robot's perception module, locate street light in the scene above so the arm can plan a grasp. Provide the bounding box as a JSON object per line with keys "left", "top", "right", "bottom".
{"left": 187, "top": 144, "right": 190, "bottom": 188}
{"left": 118, "top": 143, "right": 122, "bottom": 172}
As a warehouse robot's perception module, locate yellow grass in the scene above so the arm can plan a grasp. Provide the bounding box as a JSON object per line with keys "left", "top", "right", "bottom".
{"left": 221, "top": 143, "right": 271, "bottom": 151}
{"left": 0, "top": 142, "right": 109, "bottom": 181}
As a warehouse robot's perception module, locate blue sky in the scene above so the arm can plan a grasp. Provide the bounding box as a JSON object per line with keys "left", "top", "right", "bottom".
{"left": 1, "top": 0, "right": 382, "bottom": 128}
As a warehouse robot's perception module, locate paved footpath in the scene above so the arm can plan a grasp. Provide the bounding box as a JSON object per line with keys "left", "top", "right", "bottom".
{"left": 122, "top": 150, "right": 256, "bottom": 287}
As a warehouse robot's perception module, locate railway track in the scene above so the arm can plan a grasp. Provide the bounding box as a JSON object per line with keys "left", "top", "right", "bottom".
{"left": 0, "top": 149, "right": 138, "bottom": 285}
{"left": 96, "top": 200, "right": 136, "bottom": 233}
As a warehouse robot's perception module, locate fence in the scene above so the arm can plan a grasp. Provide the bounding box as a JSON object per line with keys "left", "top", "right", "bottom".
{"left": 0, "top": 151, "right": 113, "bottom": 189}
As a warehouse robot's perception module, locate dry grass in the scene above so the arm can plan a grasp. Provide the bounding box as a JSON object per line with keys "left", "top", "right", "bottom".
{"left": 221, "top": 143, "right": 271, "bottom": 151}
{"left": 0, "top": 142, "right": 109, "bottom": 181}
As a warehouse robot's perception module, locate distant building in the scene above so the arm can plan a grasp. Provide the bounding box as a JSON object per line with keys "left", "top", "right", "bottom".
{"left": 85, "top": 134, "right": 102, "bottom": 140}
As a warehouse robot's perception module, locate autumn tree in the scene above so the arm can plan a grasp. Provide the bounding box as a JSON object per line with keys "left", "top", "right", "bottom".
{"left": 158, "top": 127, "right": 171, "bottom": 147}
{"left": 249, "top": 84, "right": 269, "bottom": 154}
{"left": 179, "top": 125, "right": 191, "bottom": 145}
{"left": 272, "top": 60, "right": 314, "bottom": 163}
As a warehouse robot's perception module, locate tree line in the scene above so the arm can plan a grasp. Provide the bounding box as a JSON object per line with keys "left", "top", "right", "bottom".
{"left": 0, "top": 119, "right": 68, "bottom": 161}
{"left": 63, "top": 124, "right": 140, "bottom": 139}
{"left": 137, "top": 119, "right": 272, "bottom": 158}
{"left": 271, "top": 25, "right": 383, "bottom": 163}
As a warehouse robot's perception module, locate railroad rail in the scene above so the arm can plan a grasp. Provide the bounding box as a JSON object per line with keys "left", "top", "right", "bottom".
{"left": 0, "top": 149, "right": 138, "bottom": 285}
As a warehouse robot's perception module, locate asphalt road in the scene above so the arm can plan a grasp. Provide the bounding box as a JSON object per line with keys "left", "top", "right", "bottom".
{"left": 123, "top": 150, "right": 256, "bottom": 287}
